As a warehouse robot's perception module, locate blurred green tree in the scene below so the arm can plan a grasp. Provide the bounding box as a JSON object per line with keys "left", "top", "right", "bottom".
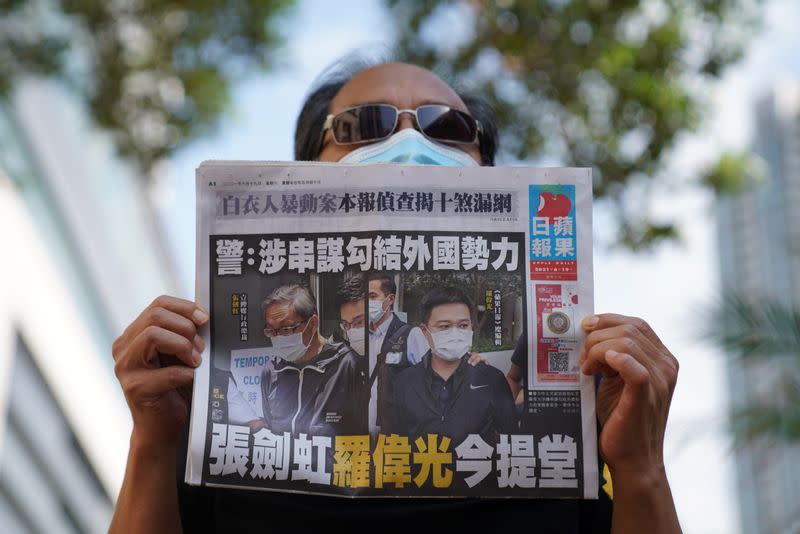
{"left": 711, "top": 293, "right": 800, "bottom": 443}
{"left": 388, "top": 0, "right": 761, "bottom": 248}
{"left": 0, "top": 0, "right": 294, "bottom": 179}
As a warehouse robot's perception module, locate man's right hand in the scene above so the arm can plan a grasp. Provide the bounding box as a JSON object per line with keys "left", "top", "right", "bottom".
{"left": 112, "top": 295, "right": 208, "bottom": 450}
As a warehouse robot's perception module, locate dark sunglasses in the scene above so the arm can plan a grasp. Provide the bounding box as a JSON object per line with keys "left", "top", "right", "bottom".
{"left": 322, "top": 103, "right": 481, "bottom": 146}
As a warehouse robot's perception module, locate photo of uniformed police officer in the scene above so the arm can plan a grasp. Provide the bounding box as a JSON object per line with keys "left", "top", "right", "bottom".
{"left": 260, "top": 283, "right": 364, "bottom": 436}
{"left": 210, "top": 366, "right": 266, "bottom": 432}
{"left": 388, "top": 286, "right": 517, "bottom": 445}
{"left": 363, "top": 272, "right": 429, "bottom": 435}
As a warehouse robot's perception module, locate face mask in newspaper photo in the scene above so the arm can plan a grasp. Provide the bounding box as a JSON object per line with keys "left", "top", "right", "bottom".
{"left": 338, "top": 128, "right": 479, "bottom": 166}
{"left": 430, "top": 327, "right": 473, "bottom": 361}
{"left": 344, "top": 324, "right": 366, "bottom": 356}
{"left": 269, "top": 318, "right": 315, "bottom": 362}
{"left": 368, "top": 297, "right": 389, "bottom": 323}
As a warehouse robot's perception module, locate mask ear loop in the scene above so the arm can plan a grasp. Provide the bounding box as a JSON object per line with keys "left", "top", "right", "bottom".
{"left": 298, "top": 315, "right": 317, "bottom": 351}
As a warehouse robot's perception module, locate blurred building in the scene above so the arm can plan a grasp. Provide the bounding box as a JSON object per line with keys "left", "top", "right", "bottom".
{"left": 717, "top": 81, "right": 800, "bottom": 534}
{"left": 0, "top": 79, "right": 178, "bottom": 532}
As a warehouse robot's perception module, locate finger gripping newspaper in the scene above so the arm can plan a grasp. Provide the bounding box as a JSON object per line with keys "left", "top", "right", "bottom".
{"left": 187, "top": 161, "right": 597, "bottom": 498}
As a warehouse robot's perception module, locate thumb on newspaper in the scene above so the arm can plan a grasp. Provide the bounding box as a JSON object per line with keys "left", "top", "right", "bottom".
{"left": 580, "top": 313, "right": 678, "bottom": 476}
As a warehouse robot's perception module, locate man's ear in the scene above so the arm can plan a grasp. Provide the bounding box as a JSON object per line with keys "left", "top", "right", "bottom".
{"left": 419, "top": 323, "right": 433, "bottom": 343}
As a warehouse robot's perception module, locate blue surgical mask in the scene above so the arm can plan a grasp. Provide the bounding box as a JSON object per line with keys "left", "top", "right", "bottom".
{"left": 338, "top": 128, "right": 479, "bottom": 166}
{"left": 368, "top": 298, "right": 388, "bottom": 323}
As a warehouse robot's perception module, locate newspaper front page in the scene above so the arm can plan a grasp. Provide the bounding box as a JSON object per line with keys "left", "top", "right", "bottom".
{"left": 186, "top": 161, "right": 597, "bottom": 498}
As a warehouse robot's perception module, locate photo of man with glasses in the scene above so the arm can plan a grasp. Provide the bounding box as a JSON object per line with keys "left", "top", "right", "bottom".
{"left": 337, "top": 273, "right": 431, "bottom": 436}
{"left": 336, "top": 274, "right": 368, "bottom": 358}
{"left": 389, "top": 286, "right": 517, "bottom": 445}
{"left": 260, "top": 283, "right": 364, "bottom": 436}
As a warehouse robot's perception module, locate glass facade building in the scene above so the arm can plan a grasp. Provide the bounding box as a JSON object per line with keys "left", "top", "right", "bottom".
{"left": 717, "top": 82, "right": 800, "bottom": 534}
{"left": 0, "top": 78, "right": 178, "bottom": 532}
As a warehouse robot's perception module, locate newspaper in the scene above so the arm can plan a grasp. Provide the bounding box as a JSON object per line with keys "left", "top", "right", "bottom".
{"left": 186, "top": 161, "right": 597, "bottom": 499}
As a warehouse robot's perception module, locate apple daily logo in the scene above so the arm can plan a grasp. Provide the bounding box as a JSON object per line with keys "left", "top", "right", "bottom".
{"left": 528, "top": 184, "right": 577, "bottom": 262}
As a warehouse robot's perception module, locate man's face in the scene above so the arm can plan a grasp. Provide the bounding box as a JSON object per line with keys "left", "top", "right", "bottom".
{"left": 339, "top": 299, "right": 365, "bottom": 331}
{"left": 421, "top": 302, "right": 472, "bottom": 347}
{"left": 368, "top": 279, "right": 394, "bottom": 310}
{"left": 318, "top": 63, "right": 482, "bottom": 164}
{"left": 264, "top": 301, "right": 314, "bottom": 345}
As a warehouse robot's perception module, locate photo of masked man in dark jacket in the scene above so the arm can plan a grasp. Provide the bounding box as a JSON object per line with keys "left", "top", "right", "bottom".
{"left": 389, "top": 286, "right": 517, "bottom": 445}
{"left": 260, "top": 283, "right": 364, "bottom": 436}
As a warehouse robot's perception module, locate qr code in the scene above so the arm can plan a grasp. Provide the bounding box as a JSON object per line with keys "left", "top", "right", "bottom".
{"left": 548, "top": 351, "right": 570, "bottom": 373}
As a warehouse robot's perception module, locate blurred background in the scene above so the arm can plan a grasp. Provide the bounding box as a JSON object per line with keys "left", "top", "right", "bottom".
{"left": 0, "top": 0, "right": 798, "bottom": 532}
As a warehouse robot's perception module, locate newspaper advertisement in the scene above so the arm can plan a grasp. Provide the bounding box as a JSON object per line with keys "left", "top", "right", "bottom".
{"left": 186, "top": 161, "right": 597, "bottom": 499}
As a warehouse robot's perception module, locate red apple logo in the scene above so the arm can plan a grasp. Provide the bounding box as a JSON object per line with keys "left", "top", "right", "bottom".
{"left": 537, "top": 193, "right": 571, "bottom": 218}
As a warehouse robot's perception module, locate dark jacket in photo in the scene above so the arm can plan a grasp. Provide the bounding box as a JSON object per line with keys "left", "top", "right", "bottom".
{"left": 389, "top": 351, "right": 517, "bottom": 445}
{"left": 260, "top": 339, "right": 364, "bottom": 436}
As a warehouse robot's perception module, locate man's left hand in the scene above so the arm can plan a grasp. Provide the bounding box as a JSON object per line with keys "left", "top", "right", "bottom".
{"left": 580, "top": 313, "right": 679, "bottom": 478}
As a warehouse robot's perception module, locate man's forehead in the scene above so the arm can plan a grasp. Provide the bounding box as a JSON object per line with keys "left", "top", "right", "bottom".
{"left": 340, "top": 301, "right": 364, "bottom": 323}
{"left": 330, "top": 63, "right": 467, "bottom": 113}
{"left": 368, "top": 279, "right": 387, "bottom": 294}
{"left": 265, "top": 301, "right": 300, "bottom": 324}
{"left": 429, "top": 302, "right": 471, "bottom": 322}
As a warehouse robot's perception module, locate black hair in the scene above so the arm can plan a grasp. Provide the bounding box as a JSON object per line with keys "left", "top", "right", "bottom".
{"left": 419, "top": 286, "right": 474, "bottom": 325}
{"left": 335, "top": 274, "right": 365, "bottom": 309}
{"left": 293, "top": 57, "right": 499, "bottom": 166}
{"left": 367, "top": 271, "right": 396, "bottom": 297}
{"left": 460, "top": 94, "right": 498, "bottom": 166}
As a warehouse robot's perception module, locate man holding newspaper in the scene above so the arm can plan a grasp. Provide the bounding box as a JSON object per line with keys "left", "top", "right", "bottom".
{"left": 110, "top": 62, "right": 681, "bottom": 533}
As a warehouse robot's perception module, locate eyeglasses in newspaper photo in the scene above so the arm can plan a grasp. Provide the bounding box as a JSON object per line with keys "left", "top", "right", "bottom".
{"left": 264, "top": 318, "right": 310, "bottom": 338}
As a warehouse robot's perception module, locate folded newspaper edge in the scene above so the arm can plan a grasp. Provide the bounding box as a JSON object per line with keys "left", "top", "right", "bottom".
{"left": 187, "top": 161, "right": 598, "bottom": 499}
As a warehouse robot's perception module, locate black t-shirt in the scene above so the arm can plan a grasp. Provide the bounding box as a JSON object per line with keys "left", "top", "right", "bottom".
{"left": 175, "top": 427, "right": 613, "bottom": 534}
